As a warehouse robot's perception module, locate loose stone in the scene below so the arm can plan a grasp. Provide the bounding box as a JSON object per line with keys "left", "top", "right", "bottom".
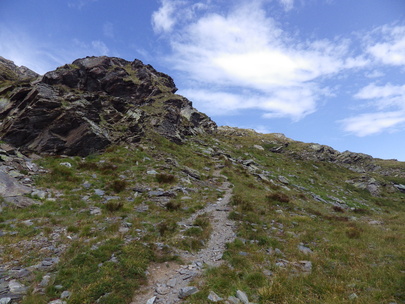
{"left": 178, "top": 286, "right": 198, "bottom": 299}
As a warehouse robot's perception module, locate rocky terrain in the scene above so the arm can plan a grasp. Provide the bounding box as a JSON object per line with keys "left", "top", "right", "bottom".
{"left": 0, "top": 57, "right": 404, "bottom": 304}
{"left": 0, "top": 56, "right": 215, "bottom": 156}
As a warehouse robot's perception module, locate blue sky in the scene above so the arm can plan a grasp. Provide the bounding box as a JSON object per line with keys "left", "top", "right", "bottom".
{"left": 1, "top": 0, "right": 405, "bottom": 160}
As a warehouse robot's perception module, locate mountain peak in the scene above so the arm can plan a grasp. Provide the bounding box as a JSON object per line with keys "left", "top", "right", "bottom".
{"left": 0, "top": 56, "right": 216, "bottom": 156}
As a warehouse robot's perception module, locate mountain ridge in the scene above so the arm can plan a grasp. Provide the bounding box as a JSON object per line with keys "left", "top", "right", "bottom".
{"left": 0, "top": 56, "right": 403, "bottom": 304}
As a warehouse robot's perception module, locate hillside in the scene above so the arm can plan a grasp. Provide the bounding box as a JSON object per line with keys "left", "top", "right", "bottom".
{"left": 0, "top": 57, "right": 404, "bottom": 304}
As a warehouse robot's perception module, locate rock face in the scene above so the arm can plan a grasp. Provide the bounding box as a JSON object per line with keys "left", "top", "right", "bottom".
{"left": 0, "top": 56, "right": 39, "bottom": 82}
{"left": 0, "top": 56, "right": 216, "bottom": 156}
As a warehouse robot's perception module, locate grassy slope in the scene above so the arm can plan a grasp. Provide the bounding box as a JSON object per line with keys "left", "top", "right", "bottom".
{"left": 187, "top": 131, "right": 404, "bottom": 304}
{"left": 0, "top": 130, "right": 403, "bottom": 304}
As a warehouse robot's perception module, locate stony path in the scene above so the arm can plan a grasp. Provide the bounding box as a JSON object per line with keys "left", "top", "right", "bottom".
{"left": 131, "top": 172, "right": 236, "bottom": 304}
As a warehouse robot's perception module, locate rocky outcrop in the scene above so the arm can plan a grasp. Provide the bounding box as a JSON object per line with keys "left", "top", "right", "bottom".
{"left": 0, "top": 57, "right": 39, "bottom": 82}
{"left": 0, "top": 56, "right": 216, "bottom": 156}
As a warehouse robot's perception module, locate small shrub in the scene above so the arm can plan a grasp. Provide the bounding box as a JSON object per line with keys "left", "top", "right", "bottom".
{"left": 165, "top": 201, "right": 182, "bottom": 211}
{"left": 77, "top": 162, "right": 99, "bottom": 170}
{"left": 100, "top": 163, "right": 118, "bottom": 174}
{"left": 232, "top": 195, "right": 253, "bottom": 211}
{"left": 352, "top": 208, "right": 370, "bottom": 214}
{"left": 158, "top": 220, "right": 177, "bottom": 236}
{"left": 325, "top": 215, "right": 349, "bottom": 222}
{"left": 67, "top": 226, "right": 80, "bottom": 233}
{"left": 193, "top": 214, "right": 210, "bottom": 228}
{"left": 346, "top": 224, "right": 362, "bottom": 239}
{"left": 245, "top": 272, "right": 267, "bottom": 288}
{"left": 266, "top": 192, "right": 290, "bottom": 203}
{"left": 110, "top": 180, "right": 127, "bottom": 193}
{"left": 297, "top": 193, "right": 308, "bottom": 200}
{"left": 332, "top": 206, "right": 345, "bottom": 213}
{"left": 184, "top": 227, "right": 203, "bottom": 237}
{"left": 178, "top": 238, "right": 203, "bottom": 252}
{"left": 156, "top": 173, "right": 176, "bottom": 184}
{"left": 105, "top": 201, "right": 124, "bottom": 212}
{"left": 50, "top": 166, "right": 80, "bottom": 183}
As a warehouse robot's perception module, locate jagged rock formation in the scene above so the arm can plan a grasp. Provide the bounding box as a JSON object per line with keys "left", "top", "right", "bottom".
{"left": 0, "top": 56, "right": 39, "bottom": 82}
{"left": 0, "top": 56, "right": 216, "bottom": 156}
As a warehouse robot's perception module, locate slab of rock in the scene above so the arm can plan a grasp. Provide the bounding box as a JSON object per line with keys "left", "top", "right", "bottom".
{"left": 298, "top": 244, "right": 313, "bottom": 255}
{"left": 8, "top": 280, "right": 27, "bottom": 294}
{"left": 178, "top": 286, "right": 198, "bottom": 299}
{"left": 0, "top": 298, "right": 12, "bottom": 304}
{"left": 236, "top": 290, "right": 249, "bottom": 304}
{"left": 146, "top": 296, "right": 156, "bottom": 304}
{"left": 0, "top": 171, "right": 31, "bottom": 197}
{"left": 394, "top": 184, "right": 405, "bottom": 193}
{"left": 227, "top": 296, "right": 241, "bottom": 304}
{"left": 208, "top": 290, "right": 223, "bottom": 302}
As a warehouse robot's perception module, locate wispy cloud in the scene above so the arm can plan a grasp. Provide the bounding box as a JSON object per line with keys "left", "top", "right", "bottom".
{"left": 151, "top": 0, "right": 179, "bottom": 33}
{"left": 278, "top": 0, "right": 294, "bottom": 11}
{"left": 340, "top": 112, "right": 405, "bottom": 136}
{"left": 152, "top": 0, "right": 209, "bottom": 34}
{"left": 0, "top": 24, "right": 110, "bottom": 74}
{"left": 366, "top": 25, "right": 405, "bottom": 66}
{"left": 91, "top": 40, "right": 109, "bottom": 55}
{"left": 153, "top": 0, "right": 405, "bottom": 137}
{"left": 340, "top": 83, "right": 405, "bottom": 136}
{"left": 0, "top": 25, "right": 64, "bottom": 74}
{"left": 155, "top": 1, "right": 355, "bottom": 120}
{"left": 68, "top": 0, "right": 98, "bottom": 10}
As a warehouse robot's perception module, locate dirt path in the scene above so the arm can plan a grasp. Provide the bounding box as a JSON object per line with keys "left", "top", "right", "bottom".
{"left": 131, "top": 172, "right": 236, "bottom": 304}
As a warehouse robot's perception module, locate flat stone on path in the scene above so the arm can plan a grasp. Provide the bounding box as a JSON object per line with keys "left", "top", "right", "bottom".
{"left": 178, "top": 286, "right": 198, "bottom": 299}
{"left": 146, "top": 296, "right": 156, "bottom": 304}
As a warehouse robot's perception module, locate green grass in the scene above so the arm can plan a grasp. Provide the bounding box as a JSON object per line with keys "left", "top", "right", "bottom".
{"left": 3, "top": 130, "right": 404, "bottom": 304}
{"left": 185, "top": 131, "right": 405, "bottom": 304}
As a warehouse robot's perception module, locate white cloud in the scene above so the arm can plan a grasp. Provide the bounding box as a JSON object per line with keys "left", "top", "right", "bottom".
{"left": 181, "top": 84, "right": 317, "bottom": 121}
{"left": 365, "top": 70, "right": 384, "bottom": 78}
{"left": 340, "top": 83, "right": 405, "bottom": 136}
{"left": 156, "top": 1, "right": 353, "bottom": 120}
{"left": 0, "top": 25, "right": 111, "bottom": 74}
{"left": 152, "top": 0, "right": 210, "bottom": 34}
{"left": 152, "top": 0, "right": 179, "bottom": 33}
{"left": 91, "top": 40, "right": 109, "bottom": 55}
{"left": 354, "top": 83, "right": 405, "bottom": 103}
{"left": 366, "top": 25, "right": 405, "bottom": 66}
{"left": 279, "top": 0, "right": 294, "bottom": 11}
{"left": 340, "top": 111, "right": 405, "bottom": 136}
{"left": 0, "top": 26, "right": 64, "bottom": 74}
{"left": 151, "top": 0, "right": 405, "bottom": 136}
